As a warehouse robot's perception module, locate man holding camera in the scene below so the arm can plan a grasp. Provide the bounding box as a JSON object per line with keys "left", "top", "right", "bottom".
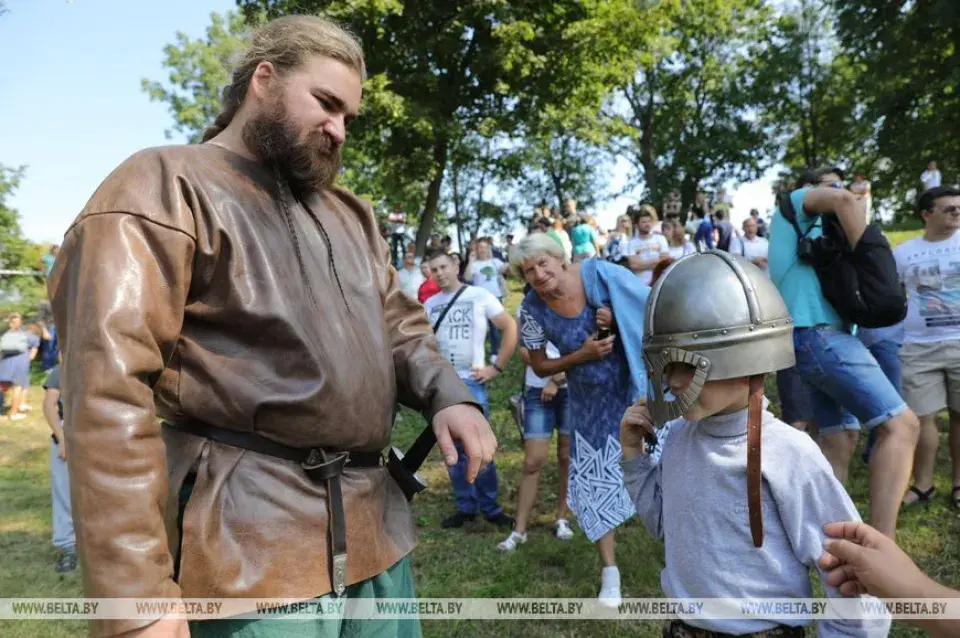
{"left": 768, "top": 167, "right": 919, "bottom": 539}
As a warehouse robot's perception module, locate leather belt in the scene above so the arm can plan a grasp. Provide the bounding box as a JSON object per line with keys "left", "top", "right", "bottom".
{"left": 746, "top": 375, "right": 765, "bottom": 548}
{"left": 163, "top": 419, "right": 383, "bottom": 596}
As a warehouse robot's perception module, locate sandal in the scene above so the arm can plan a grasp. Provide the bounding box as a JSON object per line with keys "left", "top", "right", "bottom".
{"left": 902, "top": 485, "right": 936, "bottom": 507}
{"left": 952, "top": 486, "right": 960, "bottom": 510}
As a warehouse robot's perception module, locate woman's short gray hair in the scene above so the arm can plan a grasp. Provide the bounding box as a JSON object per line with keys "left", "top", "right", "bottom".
{"left": 509, "top": 233, "right": 567, "bottom": 275}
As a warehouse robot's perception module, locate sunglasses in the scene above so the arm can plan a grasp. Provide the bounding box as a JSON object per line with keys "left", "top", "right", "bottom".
{"left": 936, "top": 205, "right": 960, "bottom": 216}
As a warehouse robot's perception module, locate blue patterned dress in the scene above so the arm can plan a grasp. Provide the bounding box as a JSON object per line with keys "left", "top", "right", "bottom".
{"left": 519, "top": 292, "right": 635, "bottom": 542}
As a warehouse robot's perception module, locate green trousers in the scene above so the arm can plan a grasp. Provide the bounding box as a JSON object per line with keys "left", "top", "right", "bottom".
{"left": 179, "top": 476, "right": 421, "bottom": 637}
{"left": 187, "top": 556, "right": 421, "bottom": 637}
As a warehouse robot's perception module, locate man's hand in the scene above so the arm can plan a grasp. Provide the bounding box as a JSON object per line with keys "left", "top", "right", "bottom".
{"left": 433, "top": 404, "right": 498, "bottom": 483}
{"left": 118, "top": 617, "right": 190, "bottom": 638}
{"left": 57, "top": 438, "right": 66, "bottom": 461}
{"left": 470, "top": 365, "right": 499, "bottom": 383}
{"left": 620, "top": 398, "right": 654, "bottom": 460}
{"left": 752, "top": 257, "right": 768, "bottom": 269}
{"left": 596, "top": 307, "right": 613, "bottom": 329}
{"left": 818, "top": 521, "right": 940, "bottom": 598}
{"left": 541, "top": 380, "right": 559, "bottom": 403}
{"left": 580, "top": 334, "right": 615, "bottom": 361}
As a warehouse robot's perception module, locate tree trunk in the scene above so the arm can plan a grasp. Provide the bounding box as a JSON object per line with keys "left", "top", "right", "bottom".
{"left": 451, "top": 163, "right": 465, "bottom": 253}
{"left": 415, "top": 139, "right": 449, "bottom": 257}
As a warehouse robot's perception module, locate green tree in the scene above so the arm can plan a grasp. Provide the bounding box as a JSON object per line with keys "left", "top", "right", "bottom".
{"left": 0, "top": 166, "right": 48, "bottom": 314}
{"left": 141, "top": 11, "right": 254, "bottom": 143}
{"left": 237, "top": 0, "right": 655, "bottom": 254}
{"left": 752, "top": 0, "right": 874, "bottom": 187}
{"left": 832, "top": 0, "right": 960, "bottom": 217}
{"left": 607, "top": 0, "right": 777, "bottom": 212}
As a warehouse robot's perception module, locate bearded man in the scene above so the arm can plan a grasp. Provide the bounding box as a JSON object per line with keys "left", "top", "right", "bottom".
{"left": 48, "top": 15, "right": 496, "bottom": 638}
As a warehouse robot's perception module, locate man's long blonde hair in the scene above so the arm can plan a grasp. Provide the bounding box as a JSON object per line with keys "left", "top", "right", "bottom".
{"left": 201, "top": 15, "right": 366, "bottom": 142}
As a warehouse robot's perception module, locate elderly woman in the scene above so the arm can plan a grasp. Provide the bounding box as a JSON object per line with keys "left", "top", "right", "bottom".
{"left": 510, "top": 233, "right": 650, "bottom": 607}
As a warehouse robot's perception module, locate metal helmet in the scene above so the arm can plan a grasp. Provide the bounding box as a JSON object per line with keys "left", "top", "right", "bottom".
{"left": 643, "top": 250, "right": 795, "bottom": 425}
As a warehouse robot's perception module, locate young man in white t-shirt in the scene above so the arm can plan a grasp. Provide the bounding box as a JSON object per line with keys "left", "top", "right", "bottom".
{"left": 425, "top": 251, "right": 518, "bottom": 529}
{"left": 730, "top": 217, "right": 770, "bottom": 275}
{"left": 626, "top": 208, "right": 669, "bottom": 286}
{"left": 396, "top": 250, "right": 425, "bottom": 301}
{"left": 465, "top": 238, "right": 509, "bottom": 361}
{"left": 921, "top": 160, "right": 942, "bottom": 192}
{"left": 894, "top": 186, "right": 960, "bottom": 510}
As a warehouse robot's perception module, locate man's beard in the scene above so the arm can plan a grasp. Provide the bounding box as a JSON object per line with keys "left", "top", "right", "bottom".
{"left": 242, "top": 92, "right": 342, "bottom": 197}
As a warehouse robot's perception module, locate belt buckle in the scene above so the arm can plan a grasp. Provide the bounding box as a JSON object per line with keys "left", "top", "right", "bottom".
{"left": 301, "top": 448, "right": 350, "bottom": 485}
{"left": 302, "top": 448, "right": 350, "bottom": 474}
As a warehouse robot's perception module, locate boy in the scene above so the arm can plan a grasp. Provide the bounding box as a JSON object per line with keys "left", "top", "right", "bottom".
{"left": 620, "top": 251, "right": 889, "bottom": 637}
{"left": 42, "top": 363, "right": 76, "bottom": 573}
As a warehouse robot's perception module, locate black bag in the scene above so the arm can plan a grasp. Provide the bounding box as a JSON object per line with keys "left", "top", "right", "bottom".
{"left": 778, "top": 193, "right": 906, "bottom": 328}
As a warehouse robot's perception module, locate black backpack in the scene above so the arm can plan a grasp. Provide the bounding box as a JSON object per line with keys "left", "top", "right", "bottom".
{"left": 778, "top": 193, "right": 906, "bottom": 328}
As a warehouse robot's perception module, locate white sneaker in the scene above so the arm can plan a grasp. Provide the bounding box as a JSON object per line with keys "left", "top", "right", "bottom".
{"left": 555, "top": 519, "right": 574, "bottom": 540}
{"left": 598, "top": 566, "right": 622, "bottom": 608}
{"left": 497, "top": 530, "right": 527, "bottom": 553}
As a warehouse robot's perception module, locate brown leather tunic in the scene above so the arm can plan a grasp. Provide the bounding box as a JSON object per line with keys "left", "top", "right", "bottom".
{"left": 47, "top": 144, "right": 476, "bottom": 637}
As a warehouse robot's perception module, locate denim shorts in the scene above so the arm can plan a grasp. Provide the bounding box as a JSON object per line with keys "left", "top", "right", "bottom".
{"left": 792, "top": 326, "right": 908, "bottom": 436}
{"left": 523, "top": 385, "right": 571, "bottom": 439}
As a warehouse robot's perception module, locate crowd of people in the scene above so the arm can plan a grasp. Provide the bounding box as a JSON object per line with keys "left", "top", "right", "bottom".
{"left": 25, "top": 14, "right": 960, "bottom": 638}
{"left": 382, "top": 166, "right": 960, "bottom": 630}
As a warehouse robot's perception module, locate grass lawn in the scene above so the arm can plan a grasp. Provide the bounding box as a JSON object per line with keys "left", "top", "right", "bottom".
{"left": 3, "top": 233, "right": 958, "bottom": 637}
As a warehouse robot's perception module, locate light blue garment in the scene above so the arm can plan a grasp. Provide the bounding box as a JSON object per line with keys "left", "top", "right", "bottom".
{"left": 622, "top": 403, "right": 891, "bottom": 638}
{"left": 579, "top": 258, "right": 650, "bottom": 402}
{"left": 571, "top": 223, "right": 598, "bottom": 256}
{"left": 768, "top": 188, "right": 844, "bottom": 328}
{"left": 855, "top": 322, "right": 905, "bottom": 348}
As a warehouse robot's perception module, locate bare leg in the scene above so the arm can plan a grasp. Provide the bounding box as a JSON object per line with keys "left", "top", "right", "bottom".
{"left": 556, "top": 435, "right": 571, "bottom": 522}
{"left": 819, "top": 430, "right": 855, "bottom": 484}
{"left": 8, "top": 385, "right": 23, "bottom": 416}
{"left": 869, "top": 409, "right": 921, "bottom": 538}
{"left": 902, "top": 413, "right": 939, "bottom": 504}
{"left": 596, "top": 530, "right": 616, "bottom": 567}
{"left": 514, "top": 439, "right": 549, "bottom": 534}
{"left": 949, "top": 410, "right": 960, "bottom": 490}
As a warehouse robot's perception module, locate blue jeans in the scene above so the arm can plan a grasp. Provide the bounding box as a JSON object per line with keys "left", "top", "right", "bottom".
{"left": 793, "top": 326, "right": 908, "bottom": 436}
{"left": 448, "top": 379, "right": 502, "bottom": 516}
{"left": 523, "top": 386, "right": 571, "bottom": 439}
{"left": 862, "top": 339, "right": 903, "bottom": 461}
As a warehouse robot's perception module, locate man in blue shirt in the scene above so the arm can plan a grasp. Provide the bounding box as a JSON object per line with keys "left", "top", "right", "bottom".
{"left": 768, "top": 167, "right": 919, "bottom": 539}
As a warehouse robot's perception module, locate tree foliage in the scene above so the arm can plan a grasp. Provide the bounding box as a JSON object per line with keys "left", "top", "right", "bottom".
{"left": 141, "top": 11, "right": 254, "bottom": 143}
{"left": 236, "top": 0, "right": 655, "bottom": 252}
{"left": 607, "top": 0, "right": 776, "bottom": 212}
{"left": 0, "top": 166, "right": 47, "bottom": 314}
{"left": 832, "top": 0, "right": 960, "bottom": 216}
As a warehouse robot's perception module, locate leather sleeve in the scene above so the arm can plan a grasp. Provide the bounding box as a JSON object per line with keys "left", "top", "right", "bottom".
{"left": 48, "top": 212, "right": 195, "bottom": 637}
{"left": 377, "top": 237, "right": 479, "bottom": 421}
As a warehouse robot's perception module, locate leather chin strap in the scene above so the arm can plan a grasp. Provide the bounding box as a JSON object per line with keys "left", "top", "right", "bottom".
{"left": 747, "top": 374, "right": 765, "bottom": 548}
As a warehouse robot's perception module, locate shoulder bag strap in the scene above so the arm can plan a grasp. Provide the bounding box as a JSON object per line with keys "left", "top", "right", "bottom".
{"left": 432, "top": 285, "right": 468, "bottom": 333}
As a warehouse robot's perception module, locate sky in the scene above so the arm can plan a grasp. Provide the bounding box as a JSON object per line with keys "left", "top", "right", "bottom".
{"left": 1, "top": 0, "right": 778, "bottom": 246}
{"left": 0, "top": 0, "right": 235, "bottom": 244}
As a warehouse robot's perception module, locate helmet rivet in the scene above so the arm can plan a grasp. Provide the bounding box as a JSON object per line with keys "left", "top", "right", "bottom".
{"left": 722, "top": 329, "right": 728, "bottom": 335}
{"left": 700, "top": 360, "right": 708, "bottom": 368}
{"left": 749, "top": 326, "right": 755, "bottom": 331}
{"left": 662, "top": 349, "right": 668, "bottom": 356}
{"left": 693, "top": 333, "right": 698, "bottom": 339}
